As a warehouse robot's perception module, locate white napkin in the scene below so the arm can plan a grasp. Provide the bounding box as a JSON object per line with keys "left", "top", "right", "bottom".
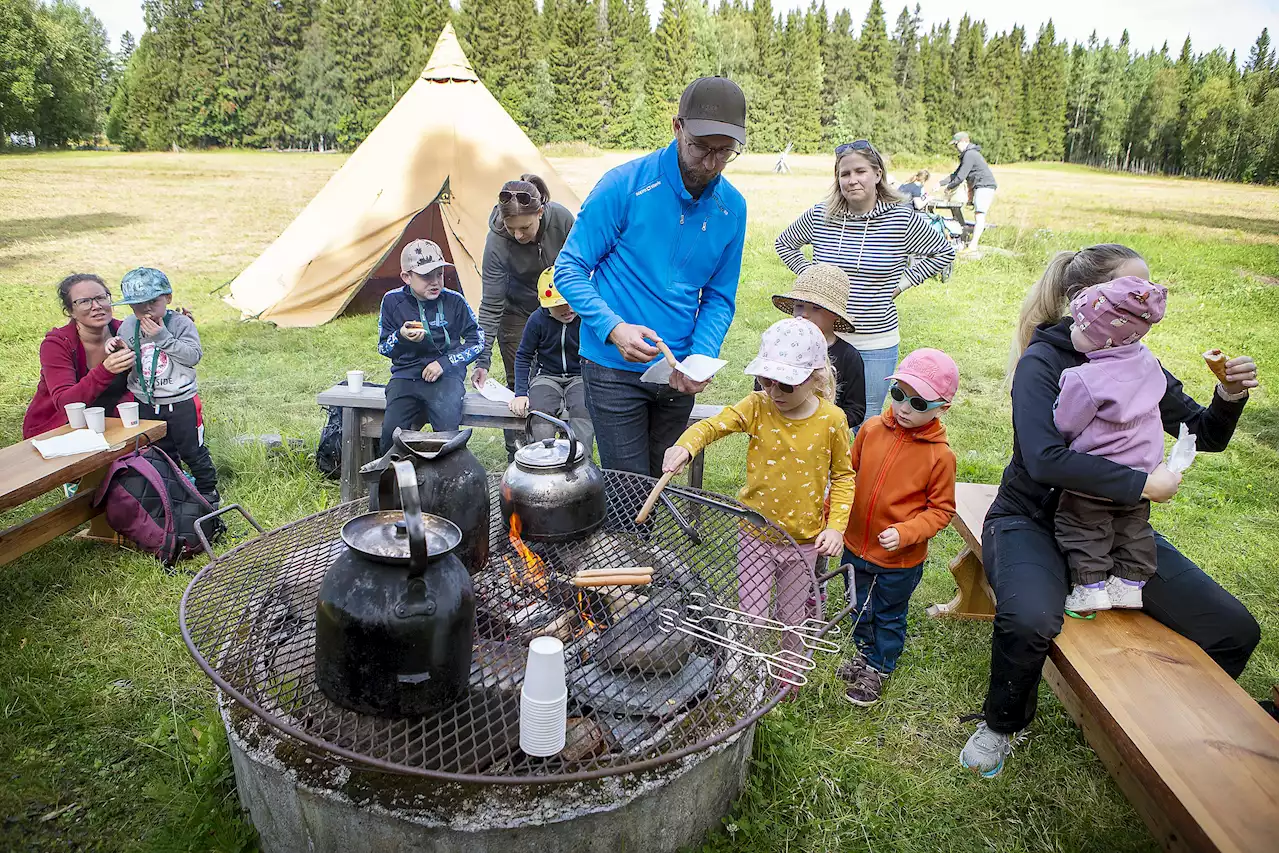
{"left": 640, "top": 354, "right": 728, "bottom": 385}
{"left": 478, "top": 378, "right": 515, "bottom": 403}
{"left": 32, "top": 429, "right": 110, "bottom": 459}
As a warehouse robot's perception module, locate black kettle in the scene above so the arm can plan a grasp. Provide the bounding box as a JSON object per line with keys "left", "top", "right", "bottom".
{"left": 315, "top": 459, "right": 476, "bottom": 717}
{"left": 500, "top": 411, "right": 606, "bottom": 542}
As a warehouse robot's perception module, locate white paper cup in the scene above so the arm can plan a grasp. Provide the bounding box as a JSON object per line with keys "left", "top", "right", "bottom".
{"left": 523, "top": 636, "right": 566, "bottom": 702}
{"left": 84, "top": 407, "right": 106, "bottom": 434}
{"left": 519, "top": 690, "right": 567, "bottom": 756}
{"left": 65, "top": 402, "right": 87, "bottom": 428}
{"left": 347, "top": 370, "right": 365, "bottom": 391}
{"left": 118, "top": 402, "right": 140, "bottom": 428}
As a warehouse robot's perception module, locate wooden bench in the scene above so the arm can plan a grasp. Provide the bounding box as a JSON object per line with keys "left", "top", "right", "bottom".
{"left": 929, "top": 483, "right": 1278, "bottom": 853}
{"left": 316, "top": 384, "right": 725, "bottom": 501}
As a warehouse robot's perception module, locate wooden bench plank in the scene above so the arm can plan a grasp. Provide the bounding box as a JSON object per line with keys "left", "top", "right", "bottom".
{"left": 0, "top": 489, "right": 100, "bottom": 566}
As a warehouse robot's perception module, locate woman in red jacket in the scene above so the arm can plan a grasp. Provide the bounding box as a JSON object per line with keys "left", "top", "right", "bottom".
{"left": 22, "top": 273, "right": 135, "bottom": 438}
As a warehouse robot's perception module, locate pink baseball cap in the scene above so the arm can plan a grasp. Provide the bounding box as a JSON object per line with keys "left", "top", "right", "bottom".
{"left": 887, "top": 348, "right": 959, "bottom": 402}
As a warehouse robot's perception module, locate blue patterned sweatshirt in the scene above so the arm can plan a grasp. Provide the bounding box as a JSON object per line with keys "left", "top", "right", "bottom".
{"left": 377, "top": 285, "right": 484, "bottom": 380}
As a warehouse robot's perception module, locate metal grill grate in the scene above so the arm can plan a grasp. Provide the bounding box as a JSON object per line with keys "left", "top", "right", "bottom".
{"left": 181, "top": 471, "right": 821, "bottom": 783}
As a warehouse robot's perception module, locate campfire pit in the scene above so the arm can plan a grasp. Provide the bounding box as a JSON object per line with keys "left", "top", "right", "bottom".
{"left": 182, "top": 471, "right": 822, "bottom": 852}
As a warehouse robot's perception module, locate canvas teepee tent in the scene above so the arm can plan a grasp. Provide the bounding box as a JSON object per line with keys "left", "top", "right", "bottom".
{"left": 225, "top": 24, "right": 579, "bottom": 327}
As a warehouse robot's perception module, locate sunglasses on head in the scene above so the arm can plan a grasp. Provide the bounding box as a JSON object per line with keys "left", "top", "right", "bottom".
{"left": 498, "top": 190, "right": 541, "bottom": 206}
{"left": 835, "top": 139, "right": 874, "bottom": 156}
{"left": 759, "top": 375, "right": 807, "bottom": 394}
{"left": 889, "top": 381, "right": 947, "bottom": 412}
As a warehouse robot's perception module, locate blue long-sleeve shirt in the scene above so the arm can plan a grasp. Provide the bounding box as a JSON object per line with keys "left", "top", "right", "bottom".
{"left": 377, "top": 285, "right": 484, "bottom": 380}
{"left": 554, "top": 140, "right": 747, "bottom": 372}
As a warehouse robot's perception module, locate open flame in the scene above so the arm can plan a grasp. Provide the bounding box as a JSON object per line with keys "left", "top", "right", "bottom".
{"left": 576, "top": 590, "right": 599, "bottom": 638}
{"left": 507, "top": 514, "right": 549, "bottom": 594}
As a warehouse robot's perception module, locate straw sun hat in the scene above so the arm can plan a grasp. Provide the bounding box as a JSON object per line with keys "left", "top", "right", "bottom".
{"left": 771, "top": 263, "right": 857, "bottom": 334}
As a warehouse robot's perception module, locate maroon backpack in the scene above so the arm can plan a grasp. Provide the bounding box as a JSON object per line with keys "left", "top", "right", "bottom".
{"left": 92, "top": 446, "right": 223, "bottom": 567}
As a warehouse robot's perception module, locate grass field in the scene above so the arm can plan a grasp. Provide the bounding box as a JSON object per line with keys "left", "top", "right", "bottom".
{"left": 0, "top": 149, "right": 1276, "bottom": 852}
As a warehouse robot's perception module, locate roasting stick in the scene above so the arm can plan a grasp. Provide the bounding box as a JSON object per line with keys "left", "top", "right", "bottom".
{"left": 635, "top": 471, "right": 676, "bottom": 524}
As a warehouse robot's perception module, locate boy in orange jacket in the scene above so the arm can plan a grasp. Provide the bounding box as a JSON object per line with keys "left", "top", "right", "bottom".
{"left": 839, "top": 348, "right": 958, "bottom": 706}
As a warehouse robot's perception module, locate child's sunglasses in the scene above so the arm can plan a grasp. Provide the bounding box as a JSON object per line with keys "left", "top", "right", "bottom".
{"left": 759, "top": 375, "right": 807, "bottom": 394}
{"left": 888, "top": 381, "right": 947, "bottom": 412}
{"left": 499, "top": 190, "right": 541, "bottom": 206}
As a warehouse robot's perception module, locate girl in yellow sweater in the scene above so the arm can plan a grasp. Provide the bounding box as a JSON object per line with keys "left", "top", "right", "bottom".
{"left": 663, "top": 318, "right": 855, "bottom": 630}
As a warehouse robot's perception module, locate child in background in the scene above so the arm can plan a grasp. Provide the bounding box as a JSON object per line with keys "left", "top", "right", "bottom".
{"left": 766, "top": 262, "right": 866, "bottom": 429}
{"left": 509, "top": 268, "right": 594, "bottom": 454}
{"left": 663, "top": 318, "right": 855, "bottom": 635}
{"left": 839, "top": 348, "right": 958, "bottom": 706}
{"left": 378, "top": 239, "right": 484, "bottom": 449}
{"left": 897, "top": 169, "right": 931, "bottom": 209}
{"left": 1054, "top": 277, "right": 1169, "bottom": 614}
{"left": 112, "top": 267, "right": 219, "bottom": 505}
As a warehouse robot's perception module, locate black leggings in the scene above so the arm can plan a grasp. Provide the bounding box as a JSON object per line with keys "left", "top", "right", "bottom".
{"left": 980, "top": 513, "right": 1260, "bottom": 734}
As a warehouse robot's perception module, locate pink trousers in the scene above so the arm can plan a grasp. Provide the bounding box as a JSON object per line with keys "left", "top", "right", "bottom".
{"left": 736, "top": 530, "right": 819, "bottom": 631}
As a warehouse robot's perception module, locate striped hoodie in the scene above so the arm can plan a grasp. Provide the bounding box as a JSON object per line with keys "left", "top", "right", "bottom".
{"left": 775, "top": 201, "right": 955, "bottom": 350}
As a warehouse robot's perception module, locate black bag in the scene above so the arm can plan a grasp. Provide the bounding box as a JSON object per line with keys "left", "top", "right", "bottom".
{"left": 317, "top": 380, "right": 383, "bottom": 479}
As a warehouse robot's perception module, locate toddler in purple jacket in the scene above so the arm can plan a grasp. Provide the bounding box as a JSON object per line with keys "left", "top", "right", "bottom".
{"left": 1053, "top": 276, "right": 1169, "bottom": 613}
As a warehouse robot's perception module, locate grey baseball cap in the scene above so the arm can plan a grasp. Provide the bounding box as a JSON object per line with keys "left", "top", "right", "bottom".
{"left": 677, "top": 77, "right": 746, "bottom": 145}
{"left": 400, "top": 239, "right": 453, "bottom": 275}
{"left": 951, "top": 131, "right": 970, "bottom": 145}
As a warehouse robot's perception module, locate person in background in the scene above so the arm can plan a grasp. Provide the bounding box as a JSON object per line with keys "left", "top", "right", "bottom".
{"left": 837, "top": 348, "right": 958, "bottom": 706}
{"left": 766, "top": 263, "right": 865, "bottom": 428}
{"left": 112, "top": 267, "right": 219, "bottom": 505}
{"left": 508, "top": 268, "right": 593, "bottom": 455}
{"left": 378, "top": 240, "right": 484, "bottom": 449}
{"left": 938, "top": 132, "right": 997, "bottom": 252}
{"left": 556, "top": 76, "right": 748, "bottom": 478}
{"left": 776, "top": 139, "right": 955, "bottom": 425}
{"left": 897, "top": 169, "right": 930, "bottom": 209}
{"left": 23, "top": 273, "right": 135, "bottom": 438}
{"left": 473, "top": 175, "right": 576, "bottom": 458}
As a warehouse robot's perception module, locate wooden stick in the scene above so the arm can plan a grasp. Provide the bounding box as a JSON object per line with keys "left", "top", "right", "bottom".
{"left": 575, "top": 566, "right": 654, "bottom": 577}
{"left": 655, "top": 340, "right": 679, "bottom": 369}
{"left": 571, "top": 575, "right": 653, "bottom": 588}
{"left": 635, "top": 470, "right": 675, "bottom": 524}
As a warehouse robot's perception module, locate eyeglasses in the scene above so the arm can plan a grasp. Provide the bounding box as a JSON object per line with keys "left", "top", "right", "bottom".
{"left": 498, "top": 190, "right": 541, "bottom": 206}
{"left": 888, "top": 381, "right": 947, "bottom": 412}
{"left": 835, "top": 140, "right": 875, "bottom": 156}
{"left": 759, "top": 375, "right": 808, "bottom": 394}
{"left": 71, "top": 294, "right": 111, "bottom": 309}
{"left": 677, "top": 123, "right": 742, "bottom": 164}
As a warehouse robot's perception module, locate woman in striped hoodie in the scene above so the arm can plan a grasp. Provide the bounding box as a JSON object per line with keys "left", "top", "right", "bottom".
{"left": 775, "top": 140, "right": 955, "bottom": 423}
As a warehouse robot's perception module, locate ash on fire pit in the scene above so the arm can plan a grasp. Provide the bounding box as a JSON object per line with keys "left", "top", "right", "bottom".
{"left": 181, "top": 471, "right": 821, "bottom": 784}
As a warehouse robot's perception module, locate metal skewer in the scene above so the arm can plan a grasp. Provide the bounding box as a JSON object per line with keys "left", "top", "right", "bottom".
{"left": 657, "top": 608, "right": 812, "bottom": 686}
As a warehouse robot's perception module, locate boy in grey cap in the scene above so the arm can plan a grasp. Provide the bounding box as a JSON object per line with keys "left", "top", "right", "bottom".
{"left": 111, "top": 267, "right": 219, "bottom": 504}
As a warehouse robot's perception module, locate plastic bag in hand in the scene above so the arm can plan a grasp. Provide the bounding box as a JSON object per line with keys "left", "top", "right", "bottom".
{"left": 1166, "top": 423, "right": 1197, "bottom": 474}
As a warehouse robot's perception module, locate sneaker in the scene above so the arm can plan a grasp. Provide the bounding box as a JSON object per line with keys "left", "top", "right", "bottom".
{"left": 1064, "top": 582, "right": 1110, "bottom": 614}
{"left": 960, "top": 721, "right": 1022, "bottom": 778}
{"left": 1105, "top": 576, "right": 1145, "bottom": 609}
{"left": 842, "top": 668, "right": 885, "bottom": 706}
{"left": 836, "top": 654, "right": 870, "bottom": 682}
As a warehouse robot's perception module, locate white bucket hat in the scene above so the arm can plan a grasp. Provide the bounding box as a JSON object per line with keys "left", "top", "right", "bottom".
{"left": 743, "top": 318, "right": 827, "bottom": 386}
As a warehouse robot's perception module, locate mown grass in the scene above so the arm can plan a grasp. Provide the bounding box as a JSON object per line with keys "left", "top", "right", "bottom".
{"left": 0, "top": 150, "right": 1275, "bottom": 852}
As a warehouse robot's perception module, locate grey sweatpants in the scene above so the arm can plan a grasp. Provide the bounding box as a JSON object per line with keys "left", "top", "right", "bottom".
{"left": 528, "top": 373, "right": 594, "bottom": 457}
{"left": 1054, "top": 491, "right": 1156, "bottom": 585}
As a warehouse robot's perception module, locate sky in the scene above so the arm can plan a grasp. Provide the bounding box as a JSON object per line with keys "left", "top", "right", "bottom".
{"left": 83, "top": 0, "right": 1277, "bottom": 62}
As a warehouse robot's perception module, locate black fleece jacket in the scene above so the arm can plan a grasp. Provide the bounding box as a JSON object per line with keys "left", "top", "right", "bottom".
{"left": 989, "top": 319, "right": 1247, "bottom": 523}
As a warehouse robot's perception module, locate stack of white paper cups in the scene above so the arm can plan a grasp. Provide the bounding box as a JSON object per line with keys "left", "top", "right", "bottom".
{"left": 519, "top": 636, "right": 567, "bottom": 757}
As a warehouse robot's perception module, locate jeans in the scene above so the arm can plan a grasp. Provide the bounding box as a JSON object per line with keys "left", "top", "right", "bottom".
{"left": 857, "top": 344, "right": 899, "bottom": 427}
{"left": 844, "top": 550, "right": 924, "bottom": 674}
{"left": 381, "top": 374, "right": 466, "bottom": 449}
{"left": 580, "top": 359, "right": 694, "bottom": 477}
{"left": 981, "top": 514, "right": 1260, "bottom": 734}
{"left": 148, "top": 397, "right": 219, "bottom": 499}
{"left": 528, "top": 373, "right": 594, "bottom": 456}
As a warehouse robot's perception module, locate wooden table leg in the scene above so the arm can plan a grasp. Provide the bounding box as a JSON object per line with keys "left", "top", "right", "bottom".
{"left": 926, "top": 546, "right": 996, "bottom": 620}
{"left": 340, "top": 407, "right": 359, "bottom": 503}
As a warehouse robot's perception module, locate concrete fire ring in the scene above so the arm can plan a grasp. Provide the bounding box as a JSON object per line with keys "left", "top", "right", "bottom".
{"left": 221, "top": 696, "right": 755, "bottom": 853}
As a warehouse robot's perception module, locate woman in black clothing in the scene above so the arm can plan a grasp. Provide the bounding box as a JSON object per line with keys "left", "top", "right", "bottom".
{"left": 960, "top": 244, "right": 1261, "bottom": 778}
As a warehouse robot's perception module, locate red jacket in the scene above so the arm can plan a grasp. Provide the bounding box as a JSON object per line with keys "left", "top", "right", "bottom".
{"left": 22, "top": 319, "right": 132, "bottom": 438}
{"left": 843, "top": 410, "right": 957, "bottom": 569}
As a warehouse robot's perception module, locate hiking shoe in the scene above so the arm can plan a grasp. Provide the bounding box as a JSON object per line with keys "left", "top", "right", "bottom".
{"left": 1064, "top": 582, "right": 1110, "bottom": 614}
{"left": 836, "top": 654, "right": 870, "bottom": 682}
{"left": 960, "top": 722, "right": 1022, "bottom": 778}
{"left": 1105, "top": 576, "right": 1145, "bottom": 609}
{"left": 842, "top": 668, "right": 885, "bottom": 706}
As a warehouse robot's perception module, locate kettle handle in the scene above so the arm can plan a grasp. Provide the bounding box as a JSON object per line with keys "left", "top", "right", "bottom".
{"left": 524, "top": 410, "right": 578, "bottom": 468}
{"left": 393, "top": 459, "right": 430, "bottom": 576}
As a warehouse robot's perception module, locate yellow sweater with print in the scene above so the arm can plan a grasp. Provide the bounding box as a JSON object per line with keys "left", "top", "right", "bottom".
{"left": 675, "top": 392, "right": 855, "bottom": 542}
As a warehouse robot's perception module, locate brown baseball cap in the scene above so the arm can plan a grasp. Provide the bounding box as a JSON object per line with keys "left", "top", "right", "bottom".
{"left": 400, "top": 239, "right": 453, "bottom": 275}
{"left": 678, "top": 77, "right": 746, "bottom": 145}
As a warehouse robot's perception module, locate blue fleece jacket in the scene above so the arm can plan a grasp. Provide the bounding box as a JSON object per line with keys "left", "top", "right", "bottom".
{"left": 554, "top": 140, "right": 747, "bottom": 373}
{"left": 377, "top": 286, "right": 484, "bottom": 380}
{"left": 513, "top": 309, "right": 581, "bottom": 396}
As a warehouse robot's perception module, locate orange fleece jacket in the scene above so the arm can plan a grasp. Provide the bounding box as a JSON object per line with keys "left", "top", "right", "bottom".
{"left": 843, "top": 410, "right": 957, "bottom": 569}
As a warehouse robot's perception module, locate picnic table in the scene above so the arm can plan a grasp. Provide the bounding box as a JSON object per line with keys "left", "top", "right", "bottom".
{"left": 317, "top": 384, "right": 726, "bottom": 501}
{"left": 0, "top": 418, "right": 167, "bottom": 565}
{"left": 922, "top": 198, "right": 971, "bottom": 229}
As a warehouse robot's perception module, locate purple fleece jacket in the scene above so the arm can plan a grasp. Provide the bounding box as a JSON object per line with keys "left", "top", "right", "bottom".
{"left": 1053, "top": 342, "right": 1166, "bottom": 474}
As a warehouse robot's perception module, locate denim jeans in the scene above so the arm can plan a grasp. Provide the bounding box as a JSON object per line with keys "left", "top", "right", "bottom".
{"left": 580, "top": 359, "right": 695, "bottom": 477}
{"left": 844, "top": 550, "right": 924, "bottom": 674}
{"left": 857, "top": 344, "right": 899, "bottom": 428}
{"left": 381, "top": 374, "right": 465, "bottom": 449}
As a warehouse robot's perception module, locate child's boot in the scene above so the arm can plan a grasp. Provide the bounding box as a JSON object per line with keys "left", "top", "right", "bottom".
{"left": 1105, "top": 575, "right": 1144, "bottom": 609}
{"left": 1064, "top": 581, "right": 1110, "bottom": 614}
{"left": 842, "top": 667, "right": 886, "bottom": 706}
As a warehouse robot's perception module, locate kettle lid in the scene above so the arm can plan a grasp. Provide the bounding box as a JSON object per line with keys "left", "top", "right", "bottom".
{"left": 341, "top": 511, "right": 462, "bottom": 564}
{"left": 514, "top": 437, "right": 584, "bottom": 470}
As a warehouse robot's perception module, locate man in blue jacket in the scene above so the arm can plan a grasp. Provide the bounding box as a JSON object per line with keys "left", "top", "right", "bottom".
{"left": 378, "top": 239, "right": 484, "bottom": 449}
{"left": 556, "top": 76, "right": 748, "bottom": 477}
